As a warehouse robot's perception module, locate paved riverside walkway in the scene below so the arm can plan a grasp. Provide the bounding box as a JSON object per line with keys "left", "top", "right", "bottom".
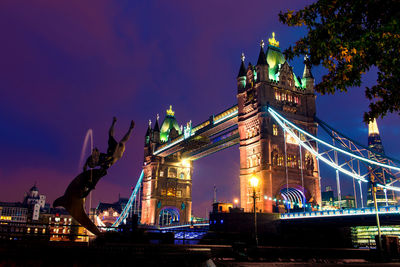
{"left": 0, "top": 241, "right": 398, "bottom": 266}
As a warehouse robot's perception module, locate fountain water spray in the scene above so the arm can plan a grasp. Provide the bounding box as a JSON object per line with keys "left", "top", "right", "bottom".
{"left": 79, "top": 129, "right": 93, "bottom": 213}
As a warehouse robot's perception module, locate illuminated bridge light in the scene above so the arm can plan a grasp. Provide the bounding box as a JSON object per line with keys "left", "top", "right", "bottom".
{"left": 268, "top": 107, "right": 400, "bottom": 173}
{"left": 268, "top": 106, "right": 400, "bottom": 195}
{"left": 280, "top": 205, "right": 400, "bottom": 220}
{"left": 268, "top": 108, "right": 369, "bottom": 183}
{"left": 154, "top": 136, "right": 184, "bottom": 155}
{"left": 213, "top": 109, "right": 238, "bottom": 125}
{"left": 112, "top": 170, "right": 144, "bottom": 227}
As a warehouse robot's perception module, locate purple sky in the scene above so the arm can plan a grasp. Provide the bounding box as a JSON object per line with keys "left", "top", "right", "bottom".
{"left": 1, "top": 1, "right": 399, "bottom": 217}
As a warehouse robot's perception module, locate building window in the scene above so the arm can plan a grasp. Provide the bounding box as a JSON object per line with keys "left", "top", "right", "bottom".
{"left": 273, "top": 124, "right": 278, "bottom": 136}
{"left": 287, "top": 154, "right": 297, "bottom": 168}
{"left": 271, "top": 149, "right": 278, "bottom": 166}
{"left": 161, "top": 189, "right": 166, "bottom": 196}
{"left": 277, "top": 155, "right": 284, "bottom": 166}
{"left": 168, "top": 168, "right": 177, "bottom": 178}
{"left": 275, "top": 91, "right": 281, "bottom": 101}
{"left": 285, "top": 132, "right": 299, "bottom": 145}
{"left": 159, "top": 171, "right": 164, "bottom": 177}
{"left": 167, "top": 188, "right": 175, "bottom": 197}
{"left": 176, "top": 190, "right": 182, "bottom": 198}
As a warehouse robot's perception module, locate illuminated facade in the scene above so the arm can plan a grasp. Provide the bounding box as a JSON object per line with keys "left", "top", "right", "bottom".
{"left": 141, "top": 107, "right": 193, "bottom": 226}
{"left": 95, "top": 197, "right": 128, "bottom": 227}
{"left": 237, "top": 33, "right": 321, "bottom": 213}
{"left": 138, "top": 33, "right": 322, "bottom": 224}
{"left": 352, "top": 225, "right": 400, "bottom": 248}
{"left": 22, "top": 184, "right": 47, "bottom": 221}
{"left": 0, "top": 202, "right": 28, "bottom": 223}
{"left": 41, "top": 211, "right": 89, "bottom": 242}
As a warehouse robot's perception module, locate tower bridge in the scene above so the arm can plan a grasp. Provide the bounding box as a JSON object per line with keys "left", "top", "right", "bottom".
{"left": 109, "top": 33, "right": 400, "bottom": 229}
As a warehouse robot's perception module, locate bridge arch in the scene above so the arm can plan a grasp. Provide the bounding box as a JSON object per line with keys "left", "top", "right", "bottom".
{"left": 280, "top": 187, "right": 306, "bottom": 211}
{"left": 158, "top": 206, "right": 180, "bottom": 226}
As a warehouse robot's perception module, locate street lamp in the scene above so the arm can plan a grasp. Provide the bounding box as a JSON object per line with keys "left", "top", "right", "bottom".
{"left": 233, "top": 198, "right": 239, "bottom": 207}
{"left": 181, "top": 158, "right": 191, "bottom": 168}
{"left": 249, "top": 174, "right": 259, "bottom": 246}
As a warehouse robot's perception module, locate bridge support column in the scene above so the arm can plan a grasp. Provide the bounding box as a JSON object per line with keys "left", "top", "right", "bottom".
{"left": 236, "top": 37, "right": 321, "bottom": 212}
{"left": 140, "top": 156, "right": 193, "bottom": 226}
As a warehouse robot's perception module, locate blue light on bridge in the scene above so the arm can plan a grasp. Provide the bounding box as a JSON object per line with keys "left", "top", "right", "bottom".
{"left": 280, "top": 205, "right": 400, "bottom": 220}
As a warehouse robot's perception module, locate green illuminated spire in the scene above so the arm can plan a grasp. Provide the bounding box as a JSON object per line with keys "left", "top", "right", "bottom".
{"left": 266, "top": 33, "right": 285, "bottom": 81}
{"left": 159, "top": 106, "right": 182, "bottom": 142}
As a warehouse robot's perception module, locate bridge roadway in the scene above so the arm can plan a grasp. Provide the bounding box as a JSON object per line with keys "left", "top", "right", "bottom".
{"left": 157, "top": 206, "right": 400, "bottom": 237}
{"left": 154, "top": 105, "right": 239, "bottom": 160}
{"left": 280, "top": 205, "right": 400, "bottom": 227}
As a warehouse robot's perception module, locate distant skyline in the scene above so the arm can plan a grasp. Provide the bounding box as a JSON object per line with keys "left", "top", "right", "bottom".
{"left": 0, "top": 1, "right": 399, "bottom": 217}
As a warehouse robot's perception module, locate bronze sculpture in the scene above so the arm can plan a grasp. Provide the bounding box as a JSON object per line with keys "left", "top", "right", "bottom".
{"left": 54, "top": 117, "right": 134, "bottom": 235}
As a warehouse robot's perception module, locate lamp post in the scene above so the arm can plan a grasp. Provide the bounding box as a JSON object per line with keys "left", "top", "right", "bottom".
{"left": 372, "top": 181, "right": 382, "bottom": 252}
{"left": 249, "top": 174, "right": 259, "bottom": 246}
{"left": 233, "top": 198, "right": 239, "bottom": 208}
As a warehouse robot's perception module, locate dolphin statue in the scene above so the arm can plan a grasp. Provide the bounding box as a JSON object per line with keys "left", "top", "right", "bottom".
{"left": 53, "top": 169, "right": 106, "bottom": 236}
{"left": 54, "top": 118, "right": 134, "bottom": 236}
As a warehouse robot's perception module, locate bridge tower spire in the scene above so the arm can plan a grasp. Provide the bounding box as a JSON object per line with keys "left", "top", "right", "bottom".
{"left": 302, "top": 55, "right": 314, "bottom": 93}
{"left": 256, "top": 40, "right": 269, "bottom": 82}
{"left": 153, "top": 114, "right": 160, "bottom": 144}
{"left": 237, "top": 32, "right": 321, "bottom": 213}
{"left": 237, "top": 53, "right": 247, "bottom": 93}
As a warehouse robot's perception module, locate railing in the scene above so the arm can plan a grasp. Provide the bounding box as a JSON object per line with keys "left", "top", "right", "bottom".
{"left": 281, "top": 205, "right": 400, "bottom": 219}
{"left": 154, "top": 105, "right": 238, "bottom": 155}
{"left": 158, "top": 221, "right": 209, "bottom": 230}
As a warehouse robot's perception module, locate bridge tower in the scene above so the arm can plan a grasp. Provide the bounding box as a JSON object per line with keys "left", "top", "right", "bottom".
{"left": 237, "top": 33, "right": 321, "bottom": 213}
{"left": 141, "top": 106, "right": 193, "bottom": 226}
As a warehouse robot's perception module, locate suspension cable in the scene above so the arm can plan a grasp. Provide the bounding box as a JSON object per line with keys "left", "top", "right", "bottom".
{"left": 333, "top": 136, "right": 342, "bottom": 209}
{"left": 316, "top": 142, "right": 322, "bottom": 210}
{"left": 284, "top": 129, "right": 289, "bottom": 213}
{"left": 269, "top": 108, "right": 368, "bottom": 182}
{"left": 269, "top": 108, "right": 400, "bottom": 172}
{"left": 299, "top": 144, "right": 305, "bottom": 211}
{"left": 268, "top": 107, "right": 400, "bottom": 195}
{"left": 351, "top": 159, "right": 358, "bottom": 208}
{"left": 358, "top": 160, "right": 364, "bottom": 208}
